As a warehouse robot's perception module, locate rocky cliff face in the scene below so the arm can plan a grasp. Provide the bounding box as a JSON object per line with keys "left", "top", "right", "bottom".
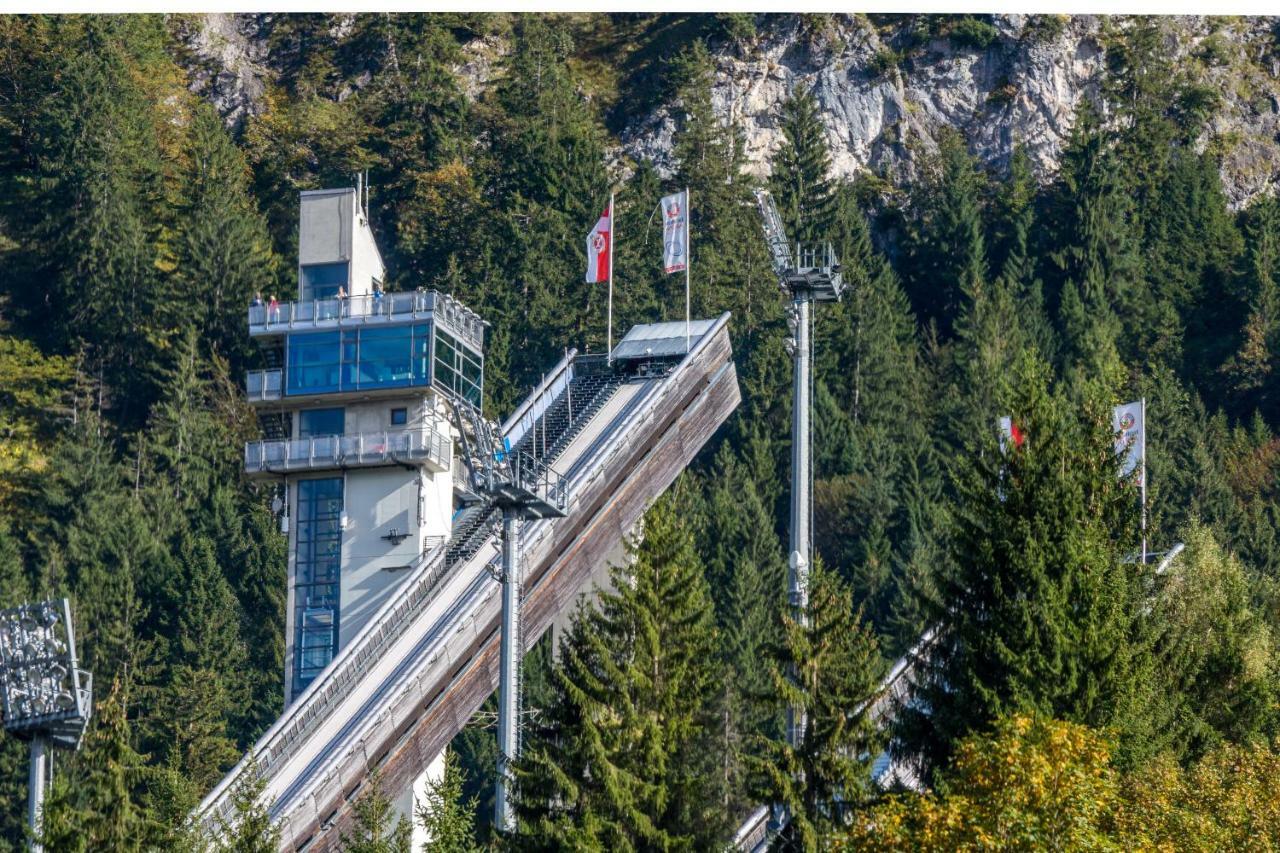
{"left": 621, "top": 15, "right": 1280, "bottom": 208}
{"left": 175, "top": 14, "right": 1280, "bottom": 209}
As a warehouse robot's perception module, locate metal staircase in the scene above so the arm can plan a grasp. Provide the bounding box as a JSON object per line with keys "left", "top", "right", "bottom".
{"left": 511, "top": 371, "right": 625, "bottom": 463}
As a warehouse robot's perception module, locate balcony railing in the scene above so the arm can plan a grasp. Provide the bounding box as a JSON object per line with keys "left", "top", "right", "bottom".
{"left": 245, "top": 369, "right": 283, "bottom": 402}
{"left": 244, "top": 428, "right": 451, "bottom": 477}
{"left": 248, "top": 289, "right": 484, "bottom": 349}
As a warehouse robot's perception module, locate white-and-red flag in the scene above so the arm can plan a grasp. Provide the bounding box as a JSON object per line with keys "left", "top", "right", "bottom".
{"left": 661, "top": 190, "right": 688, "bottom": 274}
{"left": 998, "top": 416, "right": 1027, "bottom": 454}
{"left": 585, "top": 202, "right": 611, "bottom": 284}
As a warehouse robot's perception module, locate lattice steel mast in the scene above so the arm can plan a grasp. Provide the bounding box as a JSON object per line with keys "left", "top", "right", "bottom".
{"left": 447, "top": 398, "right": 567, "bottom": 834}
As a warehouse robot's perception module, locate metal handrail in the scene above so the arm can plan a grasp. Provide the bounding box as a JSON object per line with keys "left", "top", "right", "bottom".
{"left": 248, "top": 289, "right": 485, "bottom": 349}
{"left": 267, "top": 316, "right": 729, "bottom": 832}
{"left": 243, "top": 428, "right": 451, "bottom": 474}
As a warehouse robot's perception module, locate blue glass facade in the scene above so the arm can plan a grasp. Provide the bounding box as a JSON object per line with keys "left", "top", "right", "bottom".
{"left": 294, "top": 477, "right": 343, "bottom": 695}
{"left": 285, "top": 321, "right": 482, "bottom": 404}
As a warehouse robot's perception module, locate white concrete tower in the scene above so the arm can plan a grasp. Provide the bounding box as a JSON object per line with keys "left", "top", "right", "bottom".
{"left": 242, "top": 187, "right": 485, "bottom": 706}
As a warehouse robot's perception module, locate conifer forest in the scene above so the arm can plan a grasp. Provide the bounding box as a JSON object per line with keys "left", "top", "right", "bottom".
{"left": 5, "top": 11, "right": 1280, "bottom": 852}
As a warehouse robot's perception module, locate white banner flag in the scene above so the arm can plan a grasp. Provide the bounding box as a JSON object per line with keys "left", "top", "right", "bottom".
{"left": 1113, "top": 401, "right": 1144, "bottom": 484}
{"left": 661, "top": 190, "right": 688, "bottom": 274}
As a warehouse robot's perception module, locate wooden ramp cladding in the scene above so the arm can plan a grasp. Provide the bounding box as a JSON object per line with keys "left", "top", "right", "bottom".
{"left": 274, "top": 315, "right": 739, "bottom": 850}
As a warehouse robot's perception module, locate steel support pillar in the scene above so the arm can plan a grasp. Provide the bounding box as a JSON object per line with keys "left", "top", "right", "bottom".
{"left": 28, "top": 735, "right": 48, "bottom": 853}
{"left": 494, "top": 508, "right": 521, "bottom": 833}
{"left": 787, "top": 295, "right": 812, "bottom": 749}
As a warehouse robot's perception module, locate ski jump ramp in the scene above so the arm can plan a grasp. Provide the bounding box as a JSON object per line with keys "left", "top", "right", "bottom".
{"left": 200, "top": 314, "right": 740, "bottom": 849}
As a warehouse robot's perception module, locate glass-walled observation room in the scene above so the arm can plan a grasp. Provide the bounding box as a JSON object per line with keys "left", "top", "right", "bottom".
{"left": 284, "top": 321, "right": 482, "bottom": 405}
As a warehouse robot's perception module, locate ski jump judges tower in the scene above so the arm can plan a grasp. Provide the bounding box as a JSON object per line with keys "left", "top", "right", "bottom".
{"left": 222, "top": 185, "right": 742, "bottom": 849}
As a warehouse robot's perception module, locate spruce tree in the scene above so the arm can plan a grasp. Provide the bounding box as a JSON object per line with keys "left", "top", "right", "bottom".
{"left": 516, "top": 492, "right": 726, "bottom": 849}
{"left": 771, "top": 88, "right": 836, "bottom": 244}
{"left": 895, "top": 352, "right": 1146, "bottom": 778}
{"left": 753, "top": 562, "right": 883, "bottom": 850}
{"left": 416, "top": 748, "right": 478, "bottom": 853}
{"left": 213, "top": 758, "right": 280, "bottom": 853}
{"left": 39, "top": 678, "right": 163, "bottom": 851}
{"left": 1223, "top": 196, "right": 1280, "bottom": 419}
{"left": 172, "top": 104, "right": 278, "bottom": 368}
{"left": 339, "top": 771, "right": 411, "bottom": 853}
{"left": 1045, "top": 105, "right": 1136, "bottom": 394}
{"left": 900, "top": 129, "right": 989, "bottom": 337}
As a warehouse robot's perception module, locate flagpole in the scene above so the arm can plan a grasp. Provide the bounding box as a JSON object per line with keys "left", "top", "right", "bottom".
{"left": 1141, "top": 396, "right": 1147, "bottom": 565}
{"left": 607, "top": 192, "right": 615, "bottom": 365}
{"left": 684, "top": 187, "right": 691, "bottom": 353}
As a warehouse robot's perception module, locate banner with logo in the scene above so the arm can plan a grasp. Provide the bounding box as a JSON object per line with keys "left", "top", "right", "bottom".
{"left": 585, "top": 202, "right": 611, "bottom": 284}
{"left": 1113, "top": 401, "right": 1144, "bottom": 484}
{"left": 660, "top": 190, "right": 688, "bottom": 274}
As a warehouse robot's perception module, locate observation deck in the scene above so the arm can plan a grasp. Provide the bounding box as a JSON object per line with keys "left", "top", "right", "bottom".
{"left": 248, "top": 290, "right": 484, "bottom": 350}
{"left": 246, "top": 289, "right": 485, "bottom": 407}
{"left": 243, "top": 427, "right": 451, "bottom": 479}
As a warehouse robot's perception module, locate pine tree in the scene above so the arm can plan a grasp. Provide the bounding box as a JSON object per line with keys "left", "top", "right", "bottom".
{"left": 700, "top": 448, "right": 785, "bottom": 814}
{"left": 212, "top": 757, "right": 280, "bottom": 852}
{"left": 39, "top": 678, "right": 163, "bottom": 851}
{"left": 900, "top": 130, "right": 989, "bottom": 337}
{"left": 147, "top": 532, "right": 247, "bottom": 791}
{"left": 172, "top": 104, "right": 278, "bottom": 367}
{"left": 896, "top": 352, "right": 1146, "bottom": 778}
{"left": 771, "top": 88, "right": 835, "bottom": 244}
{"left": 1223, "top": 196, "right": 1280, "bottom": 419}
{"left": 1046, "top": 105, "right": 1136, "bottom": 395}
{"left": 753, "top": 562, "right": 883, "bottom": 850}
{"left": 6, "top": 17, "right": 172, "bottom": 423}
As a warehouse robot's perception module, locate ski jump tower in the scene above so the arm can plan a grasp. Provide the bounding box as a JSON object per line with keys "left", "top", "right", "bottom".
{"left": 226, "top": 185, "right": 742, "bottom": 849}
{"left": 245, "top": 186, "right": 491, "bottom": 831}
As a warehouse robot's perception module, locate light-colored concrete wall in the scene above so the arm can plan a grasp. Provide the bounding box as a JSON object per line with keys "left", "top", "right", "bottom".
{"left": 296, "top": 188, "right": 385, "bottom": 299}
{"left": 350, "top": 202, "right": 385, "bottom": 298}
{"left": 339, "top": 468, "right": 422, "bottom": 645}
{"left": 289, "top": 393, "right": 439, "bottom": 439}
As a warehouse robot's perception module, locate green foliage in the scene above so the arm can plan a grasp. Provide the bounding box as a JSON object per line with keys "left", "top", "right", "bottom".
{"left": 211, "top": 758, "right": 280, "bottom": 853}
{"left": 771, "top": 88, "right": 836, "bottom": 245}
{"left": 340, "top": 772, "right": 411, "bottom": 853}
{"left": 416, "top": 749, "right": 478, "bottom": 853}
{"left": 515, "top": 490, "right": 727, "bottom": 849}
{"left": 753, "top": 563, "right": 883, "bottom": 850}
{"left": 948, "top": 16, "right": 999, "bottom": 50}
{"left": 896, "top": 353, "right": 1146, "bottom": 777}
{"left": 1, "top": 13, "right": 1280, "bottom": 852}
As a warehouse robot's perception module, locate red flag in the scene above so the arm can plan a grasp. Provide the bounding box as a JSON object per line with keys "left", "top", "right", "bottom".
{"left": 585, "top": 203, "right": 611, "bottom": 284}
